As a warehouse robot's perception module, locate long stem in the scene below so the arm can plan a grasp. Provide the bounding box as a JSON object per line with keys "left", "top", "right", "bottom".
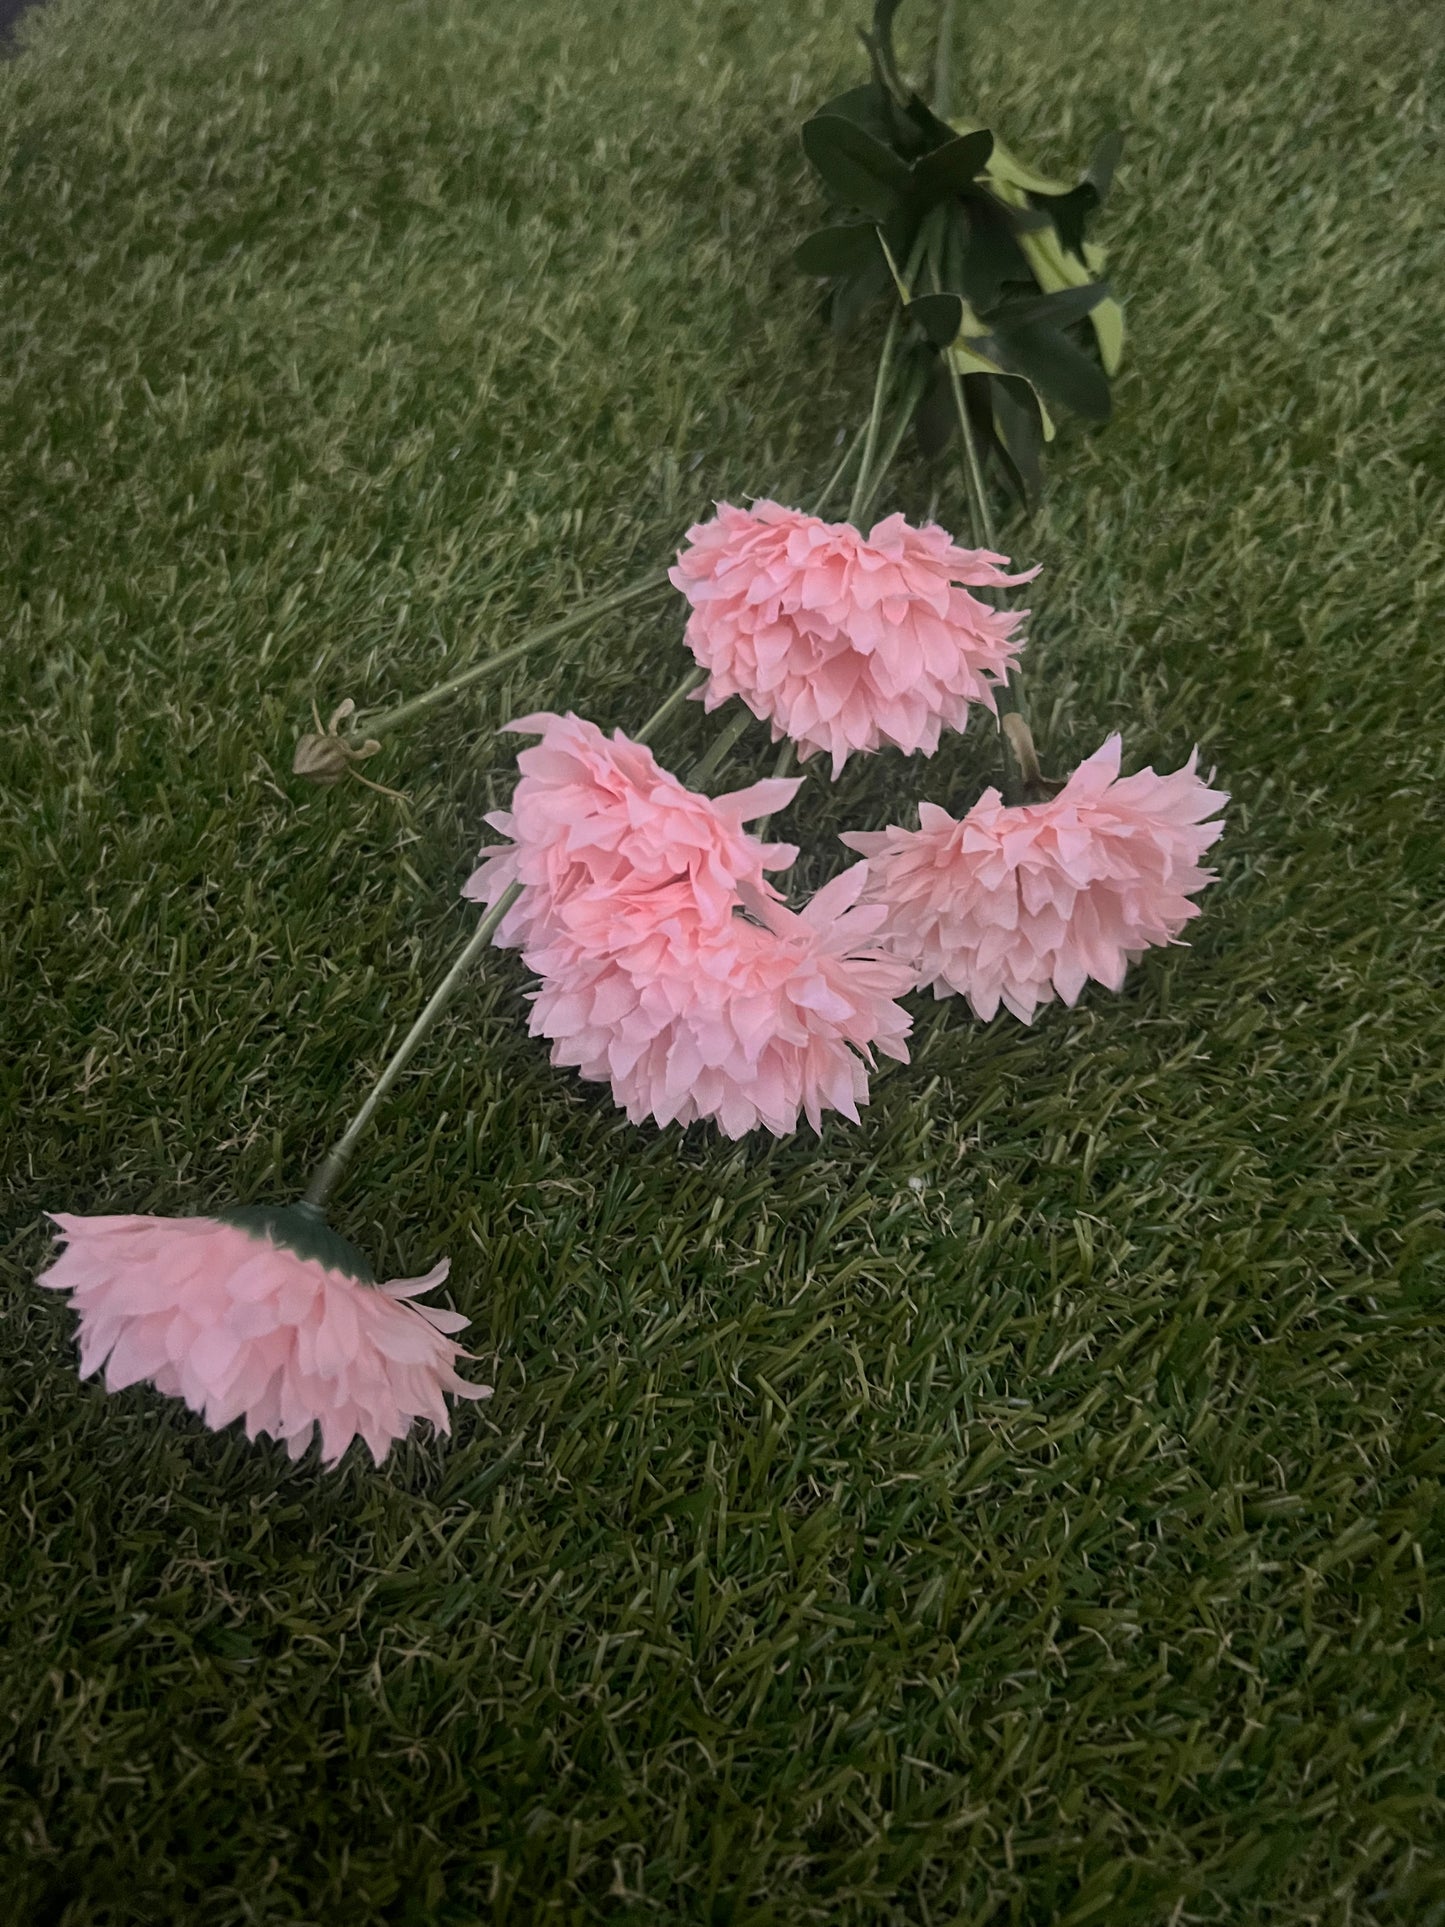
{"left": 853, "top": 368, "right": 930, "bottom": 526}
{"left": 753, "top": 738, "right": 797, "bottom": 843}
{"left": 687, "top": 705, "right": 755, "bottom": 787}
{"left": 635, "top": 665, "right": 707, "bottom": 745}
{"left": 807, "top": 421, "right": 869, "bottom": 518}
{"left": 932, "top": 0, "right": 958, "bottom": 118}
{"left": 944, "top": 353, "right": 1040, "bottom": 804}
{"left": 346, "top": 573, "right": 670, "bottom": 743}
{"left": 303, "top": 882, "right": 523, "bottom": 1210}
{"left": 847, "top": 307, "right": 902, "bottom": 525}
{"left": 946, "top": 353, "right": 999, "bottom": 556}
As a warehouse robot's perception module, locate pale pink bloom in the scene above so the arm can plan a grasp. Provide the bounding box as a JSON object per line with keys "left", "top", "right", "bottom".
{"left": 670, "top": 501, "right": 1039, "bottom": 776}
{"left": 462, "top": 710, "right": 800, "bottom": 951}
{"left": 524, "top": 864, "right": 914, "bottom": 1138}
{"left": 37, "top": 1211, "right": 490, "bottom": 1467}
{"left": 843, "top": 735, "right": 1227, "bottom": 1022}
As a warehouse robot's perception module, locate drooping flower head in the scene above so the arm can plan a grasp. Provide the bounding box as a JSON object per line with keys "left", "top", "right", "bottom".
{"left": 466, "top": 713, "right": 911, "bottom": 1137}
{"left": 526, "top": 864, "right": 914, "bottom": 1138}
{"left": 843, "top": 735, "right": 1227, "bottom": 1022}
{"left": 37, "top": 1208, "right": 490, "bottom": 1467}
{"left": 463, "top": 710, "right": 801, "bottom": 952}
{"left": 670, "top": 501, "right": 1039, "bottom": 776}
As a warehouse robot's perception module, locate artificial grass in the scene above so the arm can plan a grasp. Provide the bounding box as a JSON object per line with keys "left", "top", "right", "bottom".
{"left": 1, "top": 0, "right": 1443, "bottom": 1920}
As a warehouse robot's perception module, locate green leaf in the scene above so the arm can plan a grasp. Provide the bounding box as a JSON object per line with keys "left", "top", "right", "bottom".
{"left": 970, "top": 126, "right": 1072, "bottom": 198}
{"left": 911, "top": 129, "right": 995, "bottom": 206}
{"left": 1026, "top": 132, "right": 1123, "bottom": 259}
{"left": 908, "top": 291, "right": 964, "bottom": 347}
{"left": 1087, "top": 128, "right": 1124, "bottom": 202}
{"left": 992, "top": 318, "right": 1112, "bottom": 422}
{"left": 990, "top": 374, "right": 1046, "bottom": 502}
{"left": 793, "top": 224, "right": 881, "bottom": 277}
{"left": 1090, "top": 293, "right": 1126, "bottom": 376}
{"left": 989, "top": 281, "right": 1110, "bottom": 331}
{"left": 802, "top": 114, "right": 911, "bottom": 219}
{"left": 1029, "top": 181, "right": 1099, "bottom": 259}
{"left": 220, "top": 1202, "right": 376, "bottom": 1282}
{"left": 913, "top": 360, "right": 955, "bottom": 459}
{"left": 942, "top": 199, "right": 1035, "bottom": 313}
{"left": 829, "top": 248, "right": 892, "bottom": 334}
{"left": 812, "top": 83, "right": 898, "bottom": 146}
{"left": 902, "top": 91, "right": 958, "bottom": 154}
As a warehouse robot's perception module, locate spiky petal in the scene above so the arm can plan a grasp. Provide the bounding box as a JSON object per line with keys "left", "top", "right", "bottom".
{"left": 670, "top": 501, "right": 1038, "bottom": 776}
{"left": 843, "top": 736, "right": 1227, "bottom": 1021}
{"left": 526, "top": 864, "right": 915, "bottom": 1138}
{"left": 37, "top": 1214, "right": 490, "bottom": 1466}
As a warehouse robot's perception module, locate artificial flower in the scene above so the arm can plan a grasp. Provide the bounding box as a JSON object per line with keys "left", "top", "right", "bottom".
{"left": 463, "top": 709, "right": 800, "bottom": 951}
{"left": 524, "top": 863, "right": 914, "bottom": 1137}
{"left": 37, "top": 1207, "right": 490, "bottom": 1467}
{"left": 670, "top": 501, "right": 1037, "bottom": 775}
{"left": 843, "top": 734, "right": 1227, "bottom": 1021}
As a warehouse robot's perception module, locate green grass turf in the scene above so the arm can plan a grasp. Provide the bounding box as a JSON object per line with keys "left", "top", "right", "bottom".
{"left": 2, "top": 0, "right": 1443, "bottom": 1919}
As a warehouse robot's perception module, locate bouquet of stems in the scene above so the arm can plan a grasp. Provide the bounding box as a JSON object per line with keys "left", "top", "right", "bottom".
{"left": 36, "top": 0, "right": 1225, "bottom": 1473}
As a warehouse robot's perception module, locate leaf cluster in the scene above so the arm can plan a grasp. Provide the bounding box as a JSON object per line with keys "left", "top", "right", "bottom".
{"left": 796, "top": 0, "right": 1125, "bottom": 502}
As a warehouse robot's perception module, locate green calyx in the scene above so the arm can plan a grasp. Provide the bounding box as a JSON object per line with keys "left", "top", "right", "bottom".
{"left": 218, "top": 1201, "right": 376, "bottom": 1283}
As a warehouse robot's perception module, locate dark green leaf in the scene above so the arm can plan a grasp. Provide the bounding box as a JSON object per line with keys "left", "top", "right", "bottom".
{"left": 802, "top": 114, "right": 911, "bottom": 219}
{"left": 908, "top": 291, "right": 964, "bottom": 348}
{"left": 812, "top": 83, "right": 898, "bottom": 145}
{"left": 1029, "top": 181, "right": 1099, "bottom": 259}
{"left": 793, "top": 224, "right": 881, "bottom": 277}
{"left": 988, "top": 281, "right": 1110, "bottom": 330}
{"left": 911, "top": 129, "right": 994, "bottom": 205}
{"left": 902, "top": 90, "right": 958, "bottom": 154}
{"left": 990, "top": 374, "right": 1046, "bottom": 502}
{"left": 1087, "top": 128, "right": 1124, "bottom": 201}
{"left": 992, "top": 319, "right": 1112, "bottom": 422}
{"left": 942, "top": 200, "right": 1034, "bottom": 313}
{"left": 913, "top": 360, "right": 955, "bottom": 459}
{"left": 829, "top": 248, "right": 892, "bottom": 334}
{"left": 880, "top": 200, "right": 925, "bottom": 269}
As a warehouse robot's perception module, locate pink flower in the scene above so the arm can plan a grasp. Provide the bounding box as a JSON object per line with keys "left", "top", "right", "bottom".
{"left": 670, "top": 501, "right": 1039, "bottom": 776}
{"left": 843, "top": 735, "right": 1227, "bottom": 1022}
{"left": 462, "top": 710, "right": 800, "bottom": 951}
{"left": 463, "top": 715, "right": 910, "bottom": 1136}
{"left": 524, "top": 864, "right": 914, "bottom": 1137}
{"left": 36, "top": 1208, "right": 490, "bottom": 1467}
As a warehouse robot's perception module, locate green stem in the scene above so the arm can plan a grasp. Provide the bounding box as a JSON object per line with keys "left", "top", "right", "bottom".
{"left": 807, "top": 420, "right": 870, "bottom": 518}
{"left": 847, "top": 307, "right": 902, "bottom": 525}
{"left": 853, "top": 368, "right": 929, "bottom": 527}
{"left": 635, "top": 665, "right": 708, "bottom": 745}
{"left": 753, "top": 738, "right": 797, "bottom": 843}
{"left": 303, "top": 882, "right": 523, "bottom": 1210}
{"left": 946, "top": 353, "right": 999, "bottom": 556}
{"left": 933, "top": 0, "right": 958, "bottom": 118}
{"left": 687, "top": 705, "right": 756, "bottom": 787}
{"left": 344, "top": 572, "right": 670, "bottom": 744}
{"left": 944, "top": 352, "right": 1040, "bottom": 804}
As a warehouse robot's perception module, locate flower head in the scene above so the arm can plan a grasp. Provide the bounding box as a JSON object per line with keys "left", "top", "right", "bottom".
{"left": 670, "top": 501, "right": 1038, "bottom": 775}
{"left": 463, "top": 710, "right": 800, "bottom": 952}
{"left": 464, "top": 715, "right": 909, "bottom": 1136}
{"left": 524, "top": 864, "right": 914, "bottom": 1138}
{"left": 37, "top": 1208, "right": 490, "bottom": 1467}
{"left": 843, "top": 735, "right": 1227, "bottom": 1021}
